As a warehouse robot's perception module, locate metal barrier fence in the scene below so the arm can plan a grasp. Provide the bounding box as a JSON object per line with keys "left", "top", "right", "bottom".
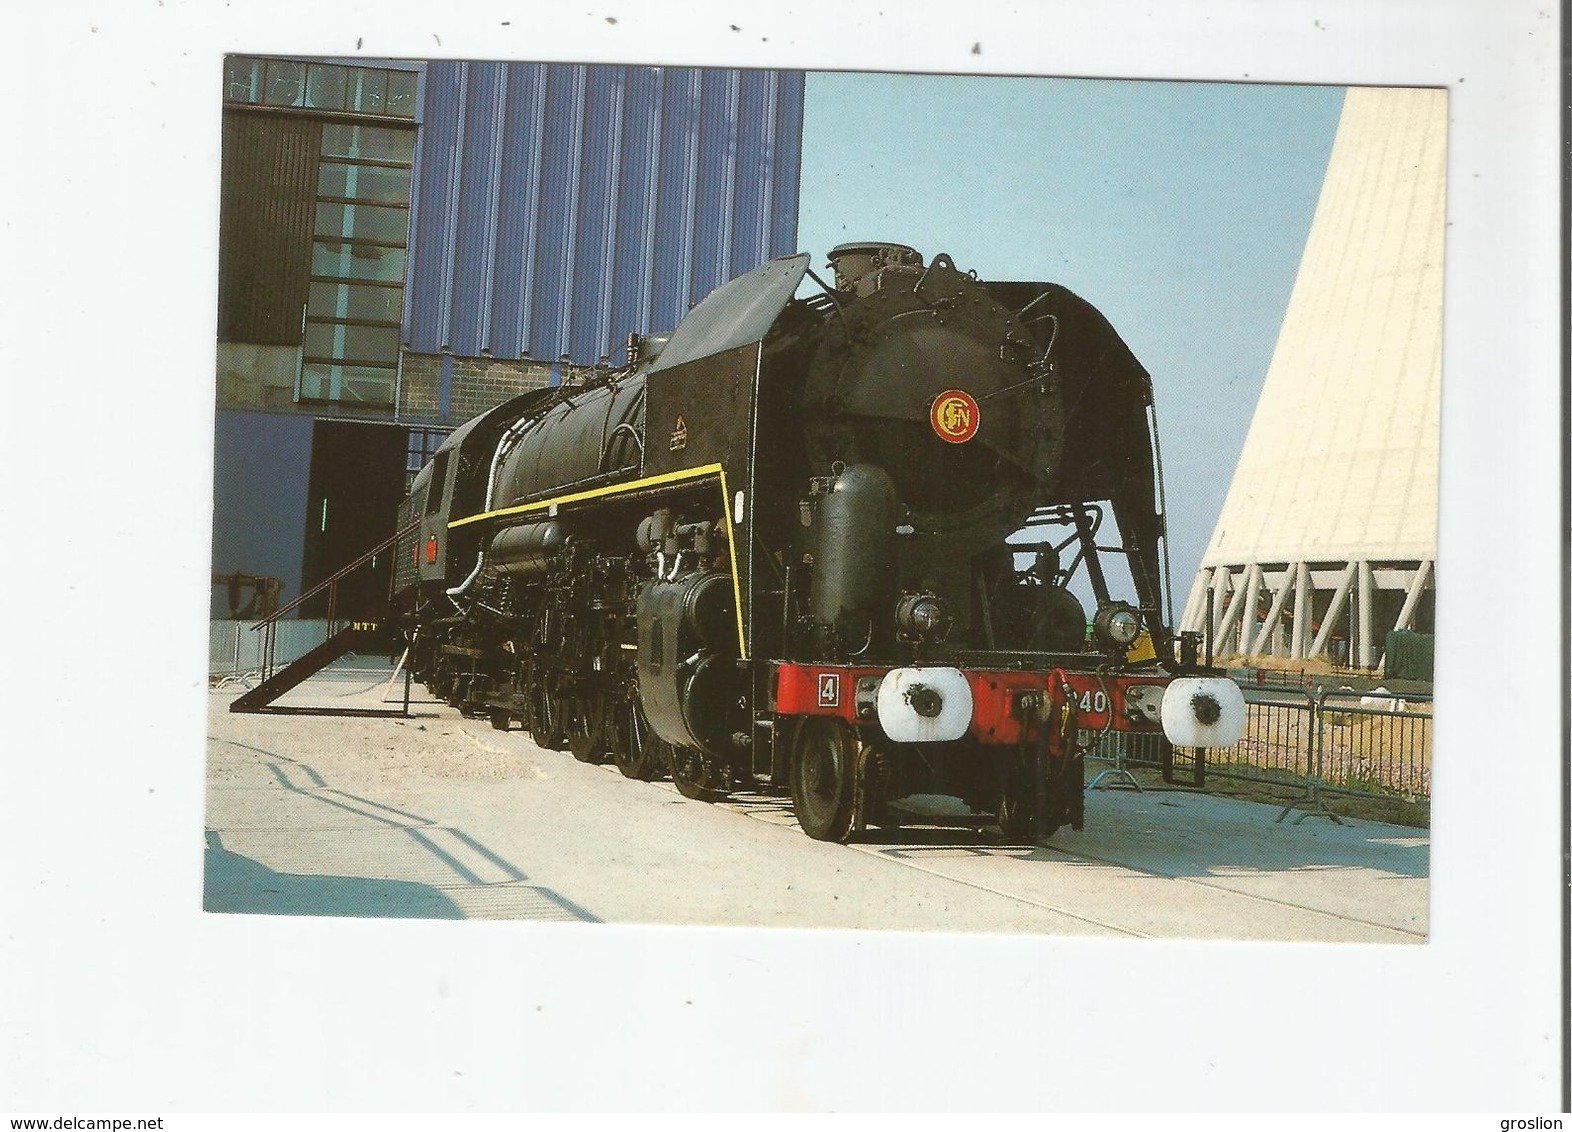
{"left": 1305, "top": 688, "right": 1432, "bottom": 811}
{"left": 209, "top": 619, "right": 335, "bottom": 682}
{"left": 1086, "top": 684, "right": 1432, "bottom": 819}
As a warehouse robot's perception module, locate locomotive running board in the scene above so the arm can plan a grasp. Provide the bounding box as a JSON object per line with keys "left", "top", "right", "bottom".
{"left": 448, "top": 462, "right": 726, "bottom": 527}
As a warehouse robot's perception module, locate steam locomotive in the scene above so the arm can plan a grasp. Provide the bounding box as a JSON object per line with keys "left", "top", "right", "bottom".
{"left": 392, "top": 243, "right": 1243, "bottom": 841}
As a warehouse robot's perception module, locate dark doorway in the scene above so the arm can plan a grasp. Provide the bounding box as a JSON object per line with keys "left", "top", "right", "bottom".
{"left": 301, "top": 420, "right": 408, "bottom": 622}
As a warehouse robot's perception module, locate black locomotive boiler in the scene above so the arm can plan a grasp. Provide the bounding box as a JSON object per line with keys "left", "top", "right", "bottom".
{"left": 392, "top": 242, "right": 1243, "bottom": 841}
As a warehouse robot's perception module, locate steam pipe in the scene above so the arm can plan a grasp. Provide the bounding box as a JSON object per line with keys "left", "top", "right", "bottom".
{"left": 447, "top": 551, "right": 486, "bottom": 598}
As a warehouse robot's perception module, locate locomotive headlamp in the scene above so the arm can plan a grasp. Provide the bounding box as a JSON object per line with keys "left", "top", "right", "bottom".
{"left": 896, "top": 592, "right": 951, "bottom": 643}
{"left": 908, "top": 601, "right": 946, "bottom": 635}
{"left": 1093, "top": 601, "right": 1142, "bottom": 651}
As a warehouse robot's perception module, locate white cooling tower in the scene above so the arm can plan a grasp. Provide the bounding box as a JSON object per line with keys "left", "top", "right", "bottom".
{"left": 1179, "top": 86, "right": 1444, "bottom": 669}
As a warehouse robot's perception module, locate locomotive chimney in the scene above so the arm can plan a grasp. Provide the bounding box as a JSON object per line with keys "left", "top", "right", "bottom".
{"left": 826, "top": 241, "right": 923, "bottom": 296}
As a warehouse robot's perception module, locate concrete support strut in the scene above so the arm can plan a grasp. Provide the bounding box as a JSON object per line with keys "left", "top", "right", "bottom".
{"left": 1357, "top": 560, "right": 1376, "bottom": 669}
{"left": 1291, "top": 562, "right": 1311, "bottom": 660}
{"left": 1393, "top": 560, "right": 1434, "bottom": 632}
{"left": 1308, "top": 563, "right": 1357, "bottom": 660}
{"left": 1183, "top": 556, "right": 1430, "bottom": 668}
{"left": 1251, "top": 565, "right": 1296, "bottom": 657}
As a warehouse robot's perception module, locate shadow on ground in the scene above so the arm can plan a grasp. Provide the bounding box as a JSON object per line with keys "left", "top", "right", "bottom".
{"left": 203, "top": 830, "right": 465, "bottom": 919}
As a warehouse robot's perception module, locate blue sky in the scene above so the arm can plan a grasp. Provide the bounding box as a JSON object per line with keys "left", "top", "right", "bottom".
{"left": 795, "top": 71, "right": 1346, "bottom": 601}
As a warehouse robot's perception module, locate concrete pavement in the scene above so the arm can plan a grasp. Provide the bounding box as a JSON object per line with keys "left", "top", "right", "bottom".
{"left": 204, "top": 662, "right": 1428, "bottom": 941}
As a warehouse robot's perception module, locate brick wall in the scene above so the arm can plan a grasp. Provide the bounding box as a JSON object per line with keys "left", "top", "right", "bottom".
{"left": 397, "top": 352, "right": 442, "bottom": 420}
{"left": 397, "top": 351, "right": 560, "bottom": 425}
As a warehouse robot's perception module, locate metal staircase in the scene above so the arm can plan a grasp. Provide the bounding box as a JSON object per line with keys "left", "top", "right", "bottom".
{"left": 228, "top": 520, "right": 418, "bottom": 715}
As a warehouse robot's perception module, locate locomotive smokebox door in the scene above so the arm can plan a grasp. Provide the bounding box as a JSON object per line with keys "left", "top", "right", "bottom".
{"left": 800, "top": 252, "right": 1066, "bottom": 578}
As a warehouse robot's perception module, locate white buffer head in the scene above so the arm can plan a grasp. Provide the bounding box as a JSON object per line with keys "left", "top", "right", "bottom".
{"left": 876, "top": 667, "right": 973, "bottom": 743}
{"left": 1160, "top": 676, "right": 1247, "bottom": 749}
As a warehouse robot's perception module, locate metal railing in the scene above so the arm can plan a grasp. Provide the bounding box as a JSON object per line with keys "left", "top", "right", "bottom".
{"left": 1091, "top": 683, "right": 1432, "bottom": 821}
{"left": 1287, "top": 687, "right": 1432, "bottom": 822}
{"left": 211, "top": 619, "right": 336, "bottom": 681}
{"left": 248, "top": 519, "right": 419, "bottom": 683}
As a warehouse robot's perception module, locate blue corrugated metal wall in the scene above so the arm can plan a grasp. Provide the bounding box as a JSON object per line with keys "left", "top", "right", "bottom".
{"left": 407, "top": 61, "right": 805, "bottom": 365}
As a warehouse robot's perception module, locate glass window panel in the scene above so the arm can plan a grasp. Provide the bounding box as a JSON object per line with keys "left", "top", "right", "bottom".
{"left": 409, "top": 431, "right": 448, "bottom": 487}
{"left": 310, "top": 241, "right": 349, "bottom": 277}
{"left": 263, "top": 61, "right": 305, "bottom": 107}
{"left": 297, "top": 363, "right": 395, "bottom": 407}
{"left": 305, "top": 322, "right": 401, "bottom": 365}
{"left": 321, "top": 123, "right": 415, "bottom": 163}
{"left": 313, "top": 203, "right": 347, "bottom": 240}
{"left": 344, "top": 324, "right": 401, "bottom": 362}
{"left": 224, "top": 57, "right": 260, "bottom": 102}
{"left": 406, "top": 428, "right": 445, "bottom": 471}
{"left": 308, "top": 282, "right": 341, "bottom": 319}
{"left": 317, "top": 162, "right": 413, "bottom": 205}
{"left": 303, "top": 322, "right": 341, "bottom": 358}
{"left": 305, "top": 64, "right": 347, "bottom": 111}
{"left": 351, "top": 69, "right": 387, "bottom": 115}
{"left": 298, "top": 361, "right": 336, "bottom": 401}
{"left": 380, "top": 126, "right": 415, "bottom": 162}
{"left": 314, "top": 202, "right": 409, "bottom": 243}
{"left": 320, "top": 124, "right": 353, "bottom": 158}
{"left": 308, "top": 281, "right": 403, "bottom": 324}
{"left": 386, "top": 70, "right": 418, "bottom": 118}
{"left": 340, "top": 366, "right": 396, "bottom": 405}
{"left": 312, "top": 240, "right": 406, "bottom": 282}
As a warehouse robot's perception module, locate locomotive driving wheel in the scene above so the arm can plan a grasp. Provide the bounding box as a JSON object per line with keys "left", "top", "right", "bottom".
{"left": 669, "top": 744, "right": 730, "bottom": 802}
{"left": 791, "top": 718, "right": 858, "bottom": 842}
{"left": 611, "top": 699, "right": 662, "bottom": 781}
{"left": 530, "top": 685, "right": 566, "bottom": 751}
{"left": 566, "top": 695, "right": 608, "bottom": 764}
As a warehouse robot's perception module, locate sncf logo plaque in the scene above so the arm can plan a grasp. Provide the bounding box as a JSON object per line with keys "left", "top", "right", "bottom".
{"left": 930, "top": 389, "right": 980, "bottom": 444}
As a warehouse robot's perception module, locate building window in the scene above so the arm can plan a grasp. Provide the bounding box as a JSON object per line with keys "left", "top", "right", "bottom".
{"left": 220, "top": 57, "right": 418, "bottom": 409}
{"left": 224, "top": 56, "right": 418, "bottom": 119}
{"left": 423, "top": 450, "right": 452, "bottom": 514}
{"left": 299, "top": 122, "right": 414, "bottom": 407}
{"left": 297, "top": 122, "right": 415, "bottom": 411}
{"left": 406, "top": 428, "right": 448, "bottom": 490}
